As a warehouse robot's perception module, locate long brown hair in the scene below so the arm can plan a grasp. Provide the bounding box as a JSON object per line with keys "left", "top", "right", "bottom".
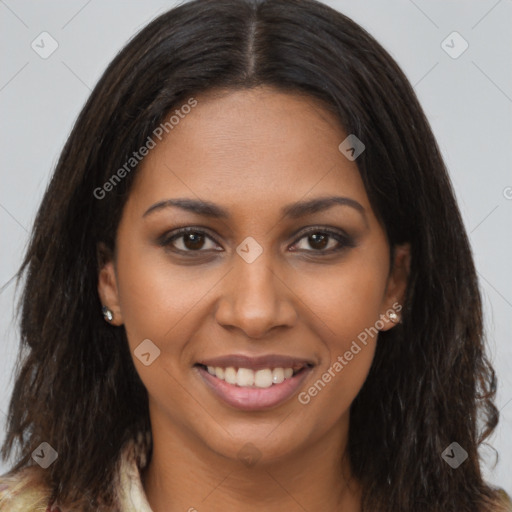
{"left": 1, "top": 0, "right": 504, "bottom": 510}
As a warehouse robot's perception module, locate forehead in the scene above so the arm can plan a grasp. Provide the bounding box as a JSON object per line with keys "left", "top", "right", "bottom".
{"left": 127, "top": 87, "right": 371, "bottom": 221}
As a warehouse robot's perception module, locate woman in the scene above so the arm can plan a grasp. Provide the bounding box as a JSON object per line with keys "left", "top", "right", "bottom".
{"left": 0, "top": 0, "right": 509, "bottom": 510}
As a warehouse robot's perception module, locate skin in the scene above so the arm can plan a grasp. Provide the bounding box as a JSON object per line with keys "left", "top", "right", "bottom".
{"left": 98, "top": 86, "right": 410, "bottom": 512}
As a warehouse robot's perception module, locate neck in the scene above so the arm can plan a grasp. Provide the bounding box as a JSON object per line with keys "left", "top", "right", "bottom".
{"left": 141, "top": 408, "right": 362, "bottom": 512}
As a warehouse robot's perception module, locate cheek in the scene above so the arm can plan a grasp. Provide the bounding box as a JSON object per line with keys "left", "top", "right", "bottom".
{"left": 114, "top": 244, "right": 211, "bottom": 417}
{"left": 297, "top": 296, "right": 379, "bottom": 429}
{"left": 114, "top": 238, "right": 212, "bottom": 353}
{"left": 298, "top": 343, "right": 376, "bottom": 438}
{"left": 293, "top": 251, "right": 388, "bottom": 414}
{"left": 294, "top": 248, "right": 389, "bottom": 344}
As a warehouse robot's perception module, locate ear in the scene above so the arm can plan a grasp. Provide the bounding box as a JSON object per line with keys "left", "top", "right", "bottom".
{"left": 97, "top": 242, "right": 124, "bottom": 326}
{"left": 378, "top": 242, "right": 410, "bottom": 331}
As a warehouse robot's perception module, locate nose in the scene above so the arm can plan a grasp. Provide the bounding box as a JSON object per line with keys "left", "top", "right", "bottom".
{"left": 214, "top": 250, "right": 298, "bottom": 339}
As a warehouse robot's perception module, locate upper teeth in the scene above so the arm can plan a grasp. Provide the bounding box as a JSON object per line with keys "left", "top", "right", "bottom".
{"left": 206, "top": 366, "right": 295, "bottom": 388}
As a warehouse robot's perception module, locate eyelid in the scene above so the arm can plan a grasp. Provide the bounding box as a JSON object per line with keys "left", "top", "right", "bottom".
{"left": 290, "top": 225, "right": 355, "bottom": 251}
{"left": 158, "top": 224, "right": 355, "bottom": 255}
{"left": 157, "top": 226, "right": 223, "bottom": 251}
{"left": 291, "top": 224, "right": 353, "bottom": 242}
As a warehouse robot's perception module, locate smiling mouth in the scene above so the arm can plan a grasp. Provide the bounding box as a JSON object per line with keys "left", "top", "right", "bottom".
{"left": 194, "top": 363, "right": 311, "bottom": 389}
{"left": 194, "top": 362, "right": 314, "bottom": 411}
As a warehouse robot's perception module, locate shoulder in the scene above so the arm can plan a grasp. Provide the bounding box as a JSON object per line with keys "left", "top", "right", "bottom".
{"left": 0, "top": 466, "right": 60, "bottom": 512}
{"left": 0, "top": 432, "right": 152, "bottom": 512}
{"left": 495, "top": 488, "right": 512, "bottom": 512}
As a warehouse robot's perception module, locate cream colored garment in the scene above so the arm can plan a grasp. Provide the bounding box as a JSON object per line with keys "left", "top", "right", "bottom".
{"left": 0, "top": 433, "right": 153, "bottom": 512}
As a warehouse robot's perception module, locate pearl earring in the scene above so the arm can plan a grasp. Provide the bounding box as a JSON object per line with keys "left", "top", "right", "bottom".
{"left": 102, "top": 305, "right": 114, "bottom": 322}
{"left": 388, "top": 310, "right": 400, "bottom": 324}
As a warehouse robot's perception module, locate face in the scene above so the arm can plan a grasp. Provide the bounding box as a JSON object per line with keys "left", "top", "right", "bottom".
{"left": 98, "top": 86, "right": 409, "bottom": 465}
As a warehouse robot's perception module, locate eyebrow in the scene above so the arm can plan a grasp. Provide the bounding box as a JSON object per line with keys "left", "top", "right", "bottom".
{"left": 143, "top": 195, "right": 367, "bottom": 222}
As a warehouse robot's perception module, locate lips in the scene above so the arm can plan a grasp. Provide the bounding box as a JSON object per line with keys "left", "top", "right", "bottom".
{"left": 194, "top": 354, "right": 315, "bottom": 411}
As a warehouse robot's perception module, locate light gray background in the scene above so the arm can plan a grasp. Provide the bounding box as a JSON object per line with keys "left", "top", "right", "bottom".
{"left": 1, "top": 0, "right": 511, "bottom": 495}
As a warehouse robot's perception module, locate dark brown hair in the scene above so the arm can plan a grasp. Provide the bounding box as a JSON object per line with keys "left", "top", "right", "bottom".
{"left": 1, "top": 0, "right": 504, "bottom": 510}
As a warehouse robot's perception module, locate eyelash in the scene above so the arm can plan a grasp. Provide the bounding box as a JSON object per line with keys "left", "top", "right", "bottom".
{"left": 158, "top": 226, "right": 355, "bottom": 256}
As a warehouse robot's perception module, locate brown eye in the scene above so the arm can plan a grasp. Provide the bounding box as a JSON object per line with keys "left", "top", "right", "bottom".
{"left": 159, "top": 228, "right": 221, "bottom": 253}
{"left": 291, "top": 228, "right": 355, "bottom": 254}
{"left": 181, "top": 232, "right": 206, "bottom": 250}
{"left": 306, "top": 233, "right": 330, "bottom": 250}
